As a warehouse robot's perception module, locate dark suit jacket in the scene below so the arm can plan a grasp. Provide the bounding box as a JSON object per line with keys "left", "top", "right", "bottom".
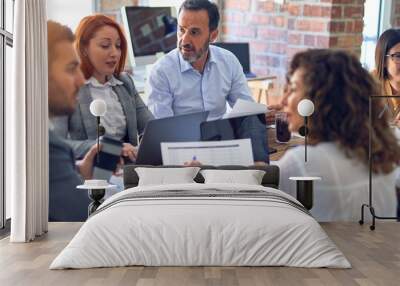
{"left": 53, "top": 73, "right": 154, "bottom": 158}
{"left": 49, "top": 129, "right": 90, "bottom": 221}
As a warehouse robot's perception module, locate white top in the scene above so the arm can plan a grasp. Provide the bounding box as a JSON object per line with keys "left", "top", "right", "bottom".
{"left": 274, "top": 142, "right": 397, "bottom": 222}
{"left": 87, "top": 76, "right": 127, "bottom": 140}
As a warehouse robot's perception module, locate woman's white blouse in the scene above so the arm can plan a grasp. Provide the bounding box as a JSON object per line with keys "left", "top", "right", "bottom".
{"left": 87, "top": 76, "right": 127, "bottom": 140}
{"left": 274, "top": 142, "right": 397, "bottom": 222}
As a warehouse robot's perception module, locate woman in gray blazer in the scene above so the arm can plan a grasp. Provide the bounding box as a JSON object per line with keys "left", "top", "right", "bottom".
{"left": 54, "top": 14, "right": 153, "bottom": 160}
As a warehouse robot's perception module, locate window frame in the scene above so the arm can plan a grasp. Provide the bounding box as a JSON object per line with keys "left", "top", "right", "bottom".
{"left": 0, "top": 0, "right": 13, "bottom": 231}
{"left": 360, "top": 0, "right": 385, "bottom": 70}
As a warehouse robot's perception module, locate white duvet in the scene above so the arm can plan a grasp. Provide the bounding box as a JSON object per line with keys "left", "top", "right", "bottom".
{"left": 50, "top": 183, "right": 350, "bottom": 269}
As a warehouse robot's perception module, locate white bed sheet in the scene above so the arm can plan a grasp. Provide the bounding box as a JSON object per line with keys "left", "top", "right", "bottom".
{"left": 50, "top": 183, "right": 350, "bottom": 269}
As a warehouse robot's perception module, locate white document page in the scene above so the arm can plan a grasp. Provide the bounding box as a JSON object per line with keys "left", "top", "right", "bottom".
{"left": 223, "top": 99, "right": 269, "bottom": 119}
{"left": 161, "top": 139, "right": 254, "bottom": 166}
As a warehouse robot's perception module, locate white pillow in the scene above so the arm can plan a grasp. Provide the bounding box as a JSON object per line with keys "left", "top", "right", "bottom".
{"left": 200, "top": 169, "right": 265, "bottom": 185}
{"left": 135, "top": 167, "right": 200, "bottom": 186}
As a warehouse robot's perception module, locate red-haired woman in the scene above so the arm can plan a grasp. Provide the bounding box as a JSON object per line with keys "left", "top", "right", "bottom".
{"left": 54, "top": 14, "right": 153, "bottom": 161}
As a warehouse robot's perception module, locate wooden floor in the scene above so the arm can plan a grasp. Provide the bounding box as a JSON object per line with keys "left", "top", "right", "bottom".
{"left": 0, "top": 222, "right": 399, "bottom": 286}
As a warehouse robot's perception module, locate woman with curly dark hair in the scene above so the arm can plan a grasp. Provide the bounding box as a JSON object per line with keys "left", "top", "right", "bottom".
{"left": 277, "top": 49, "right": 400, "bottom": 221}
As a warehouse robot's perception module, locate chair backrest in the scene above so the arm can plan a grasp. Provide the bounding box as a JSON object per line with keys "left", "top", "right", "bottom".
{"left": 247, "top": 76, "right": 277, "bottom": 105}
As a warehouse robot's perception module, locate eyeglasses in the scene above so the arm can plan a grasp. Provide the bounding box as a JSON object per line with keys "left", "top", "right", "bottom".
{"left": 386, "top": 53, "right": 400, "bottom": 63}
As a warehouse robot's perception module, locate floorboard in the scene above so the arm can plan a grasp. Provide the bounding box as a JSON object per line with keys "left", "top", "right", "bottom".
{"left": 0, "top": 222, "right": 399, "bottom": 286}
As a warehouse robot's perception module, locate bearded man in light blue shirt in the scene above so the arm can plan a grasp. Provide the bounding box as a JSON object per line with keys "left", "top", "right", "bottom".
{"left": 147, "top": 0, "right": 254, "bottom": 120}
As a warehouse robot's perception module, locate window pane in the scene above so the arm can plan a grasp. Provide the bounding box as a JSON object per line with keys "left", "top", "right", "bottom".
{"left": 0, "top": 1, "right": 3, "bottom": 29}
{"left": 0, "top": 39, "right": 3, "bottom": 227}
{"left": 6, "top": 0, "right": 14, "bottom": 33}
{"left": 5, "top": 44, "right": 12, "bottom": 219}
{"left": 360, "top": 0, "right": 381, "bottom": 70}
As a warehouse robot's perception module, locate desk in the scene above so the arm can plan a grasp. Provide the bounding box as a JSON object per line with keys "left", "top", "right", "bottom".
{"left": 268, "top": 127, "right": 303, "bottom": 161}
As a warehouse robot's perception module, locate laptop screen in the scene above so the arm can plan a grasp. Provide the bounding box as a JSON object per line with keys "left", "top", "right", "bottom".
{"left": 212, "top": 42, "right": 251, "bottom": 74}
{"left": 200, "top": 114, "right": 269, "bottom": 163}
{"left": 136, "top": 111, "right": 209, "bottom": 165}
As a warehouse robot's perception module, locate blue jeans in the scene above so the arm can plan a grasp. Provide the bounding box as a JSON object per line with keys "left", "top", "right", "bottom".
{"left": 236, "top": 114, "right": 269, "bottom": 163}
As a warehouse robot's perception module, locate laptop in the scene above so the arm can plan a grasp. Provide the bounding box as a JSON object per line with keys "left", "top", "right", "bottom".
{"left": 200, "top": 114, "right": 270, "bottom": 163}
{"left": 212, "top": 42, "right": 257, "bottom": 78}
{"left": 136, "top": 111, "right": 209, "bottom": 165}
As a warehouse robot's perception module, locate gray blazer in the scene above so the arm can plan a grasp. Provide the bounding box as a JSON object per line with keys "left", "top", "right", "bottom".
{"left": 54, "top": 74, "right": 154, "bottom": 158}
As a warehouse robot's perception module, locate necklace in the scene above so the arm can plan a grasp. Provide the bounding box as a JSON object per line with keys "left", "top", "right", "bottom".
{"left": 388, "top": 79, "right": 400, "bottom": 95}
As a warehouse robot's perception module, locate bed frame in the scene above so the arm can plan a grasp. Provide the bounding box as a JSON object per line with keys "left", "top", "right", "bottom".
{"left": 123, "top": 165, "right": 280, "bottom": 189}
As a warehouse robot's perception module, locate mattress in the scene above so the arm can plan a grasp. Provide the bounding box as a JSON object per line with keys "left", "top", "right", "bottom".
{"left": 50, "top": 183, "right": 350, "bottom": 269}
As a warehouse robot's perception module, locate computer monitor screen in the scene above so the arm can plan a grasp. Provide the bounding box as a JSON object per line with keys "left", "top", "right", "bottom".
{"left": 121, "top": 6, "right": 177, "bottom": 65}
{"left": 212, "top": 42, "right": 251, "bottom": 74}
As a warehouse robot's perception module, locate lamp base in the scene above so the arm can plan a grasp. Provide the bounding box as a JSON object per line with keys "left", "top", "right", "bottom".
{"left": 87, "top": 188, "right": 106, "bottom": 216}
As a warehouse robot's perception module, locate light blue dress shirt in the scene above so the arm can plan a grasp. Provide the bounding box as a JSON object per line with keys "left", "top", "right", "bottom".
{"left": 147, "top": 45, "right": 254, "bottom": 120}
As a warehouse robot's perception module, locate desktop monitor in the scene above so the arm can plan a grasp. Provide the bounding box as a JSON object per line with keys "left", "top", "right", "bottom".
{"left": 212, "top": 42, "right": 256, "bottom": 78}
{"left": 121, "top": 6, "right": 177, "bottom": 67}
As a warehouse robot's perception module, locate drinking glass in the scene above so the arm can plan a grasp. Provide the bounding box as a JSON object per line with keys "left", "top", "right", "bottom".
{"left": 275, "top": 112, "right": 291, "bottom": 143}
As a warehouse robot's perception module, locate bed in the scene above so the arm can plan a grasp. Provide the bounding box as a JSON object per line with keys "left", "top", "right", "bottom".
{"left": 50, "top": 165, "right": 350, "bottom": 269}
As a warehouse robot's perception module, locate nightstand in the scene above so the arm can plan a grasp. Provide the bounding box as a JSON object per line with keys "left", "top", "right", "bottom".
{"left": 289, "top": 176, "right": 321, "bottom": 210}
{"left": 77, "top": 183, "right": 116, "bottom": 216}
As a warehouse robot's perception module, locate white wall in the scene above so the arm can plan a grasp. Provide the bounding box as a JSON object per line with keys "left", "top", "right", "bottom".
{"left": 140, "top": 0, "right": 184, "bottom": 12}
{"left": 47, "top": 0, "right": 93, "bottom": 32}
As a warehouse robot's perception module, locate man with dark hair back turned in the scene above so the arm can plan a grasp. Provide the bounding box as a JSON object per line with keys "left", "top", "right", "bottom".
{"left": 48, "top": 21, "right": 98, "bottom": 221}
{"left": 147, "top": 0, "right": 254, "bottom": 120}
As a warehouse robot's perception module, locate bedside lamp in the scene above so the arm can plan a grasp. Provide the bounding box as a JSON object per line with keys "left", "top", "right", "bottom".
{"left": 290, "top": 99, "right": 318, "bottom": 212}
{"left": 89, "top": 99, "right": 107, "bottom": 162}
{"left": 297, "top": 99, "right": 314, "bottom": 162}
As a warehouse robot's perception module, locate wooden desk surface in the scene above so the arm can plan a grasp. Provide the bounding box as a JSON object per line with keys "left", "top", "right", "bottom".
{"left": 247, "top": 75, "right": 277, "bottom": 82}
{"left": 268, "top": 127, "right": 304, "bottom": 161}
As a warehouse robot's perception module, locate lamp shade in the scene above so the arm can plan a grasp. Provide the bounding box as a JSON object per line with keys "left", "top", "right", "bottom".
{"left": 297, "top": 99, "right": 314, "bottom": 117}
{"left": 89, "top": 99, "right": 107, "bottom": 117}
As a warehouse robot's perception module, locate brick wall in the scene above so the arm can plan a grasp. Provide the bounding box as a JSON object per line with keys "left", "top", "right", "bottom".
{"left": 222, "top": 0, "right": 365, "bottom": 80}
{"left": 392, "top": 0, "right": 400, "bottom": 28}
{"left": 329, "top": 0, "right": 365, "bottom": 54}
{"left": 95, "top": 0, "right": 366, "bottom": 81}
